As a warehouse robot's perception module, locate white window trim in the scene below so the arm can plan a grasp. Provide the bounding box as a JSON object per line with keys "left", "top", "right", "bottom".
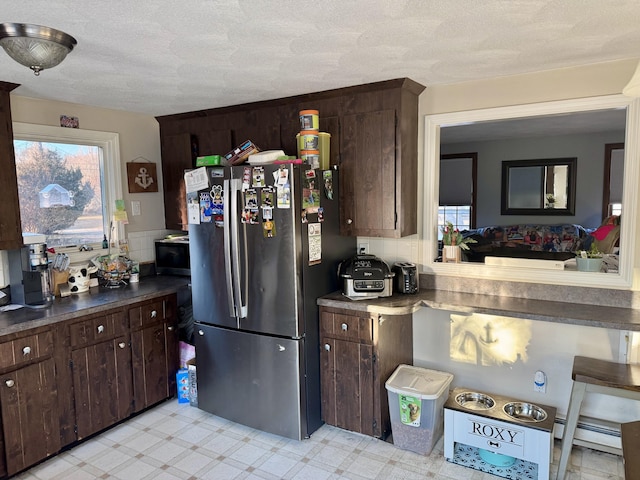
{"left": 423, "top": 95, "right": 639, "bottom": 289}
{"left": 12, "top": 122, "right": 123, "bottom": 264}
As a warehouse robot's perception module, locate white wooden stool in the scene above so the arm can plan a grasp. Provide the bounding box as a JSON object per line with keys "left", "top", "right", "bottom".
{"left": 556, "top": 356, "right": 640, "bottom": 480}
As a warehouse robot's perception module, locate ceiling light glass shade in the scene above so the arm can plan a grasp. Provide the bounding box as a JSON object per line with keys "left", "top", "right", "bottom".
{"left": 623, "top": 61, "right": 640, "bottom": 97}
{"left": 0, "top": 23, "right": 77, "bottom": 75}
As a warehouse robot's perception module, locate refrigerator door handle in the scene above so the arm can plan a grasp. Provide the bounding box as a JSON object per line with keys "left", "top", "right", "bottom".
{"left": 229, "top": 178, "right": 248, "bottom": 318}
{"left": 223, "top": 178, "right": 236, "bottom": 319}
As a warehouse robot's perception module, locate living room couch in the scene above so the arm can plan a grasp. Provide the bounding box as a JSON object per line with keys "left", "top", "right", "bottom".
{"left": 462, "top": 223, "right": 590, "bottom": 262}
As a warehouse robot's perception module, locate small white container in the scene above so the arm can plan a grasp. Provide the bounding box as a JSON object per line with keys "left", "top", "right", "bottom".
{"left": 576, "top": 257, "right": 603, "bottom": 272}
{"left": 386, "top": 364, "right": 453, "bottom": 455}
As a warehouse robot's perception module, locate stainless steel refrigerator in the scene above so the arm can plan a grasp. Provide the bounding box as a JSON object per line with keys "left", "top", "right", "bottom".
{"left": 188, "top": 164, "right": 355, "bottom": 440}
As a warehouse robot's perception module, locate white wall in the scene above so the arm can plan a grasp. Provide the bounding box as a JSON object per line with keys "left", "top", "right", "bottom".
{"left": 412, "top": 307, "right": 640, "bottom": 425}
{"left": 365, "top": 58, "right": 639, "bottom": 267}
{"left": 360, "top": 59, "right": 640, "bottom": 426}
{"left": 4, "top": 95, "right": 173, "bottom": 268}
{"left": 441, "top": 130, "right": 625, "bottom": 227}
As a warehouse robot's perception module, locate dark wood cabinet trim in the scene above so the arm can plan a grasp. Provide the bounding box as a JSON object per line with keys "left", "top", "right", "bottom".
{"left": 0, "top": 81, "right": 23, "bottom": 251}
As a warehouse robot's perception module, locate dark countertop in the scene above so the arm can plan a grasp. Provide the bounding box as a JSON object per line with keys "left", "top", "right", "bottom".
{"left": 318, "top": 289, "right": 640, "bottom": 331}
{"left": 0, "top": 276, "right": 191, "bottom": 336}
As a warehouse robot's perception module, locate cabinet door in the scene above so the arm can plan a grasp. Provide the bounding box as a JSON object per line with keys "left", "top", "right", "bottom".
{"left": 319, "top": 115, "right": 341, "bottom": 168}
{"left": 227, "top": 107, "right": 281, "bottom": 151}
{"left": 340, "top": 109, "right": 397, "bottom": 237}
{"left": 131, "top": 323, "right": 170, "bottom": 411}
{"left": 0, "top": 358, "right": 61, "bottom": 476}
{"left": 320, "top": 337, "right": 375, "bottom": 436}
{"left": 0, "top": 82, "right": 22, "bottom": 250}
{"left": 164, "top": 295, "right": 179, "bottom": 397}
{"left": 160, "top": 132, "right": 194, "bottom": 230}
{"left": 72, "top": 337, "right": 133, "bottom": 439}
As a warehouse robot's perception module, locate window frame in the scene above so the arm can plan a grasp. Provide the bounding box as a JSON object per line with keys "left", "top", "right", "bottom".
{"left": 423, "top": 95, "right": 639, "bottom": 289}
{"left": 12, "top": 122, "right": 123, "bottom": 263}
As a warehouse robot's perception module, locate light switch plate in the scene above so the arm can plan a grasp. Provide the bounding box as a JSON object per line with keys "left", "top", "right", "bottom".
{"left": 131, "top": 201, "right": 141, "bottom": 216}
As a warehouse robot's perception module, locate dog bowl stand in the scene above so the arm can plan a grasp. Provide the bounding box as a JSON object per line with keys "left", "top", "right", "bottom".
{"left": 444, "top": 387, "right": 556, "bottom": 480}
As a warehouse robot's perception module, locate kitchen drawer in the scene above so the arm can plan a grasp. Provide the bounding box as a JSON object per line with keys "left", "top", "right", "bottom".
{"left": 129, "top": 299, "right": 165, "bottom": 330}
{"left": 69, "top": 311, "right": 127, "bottom": 348}
{"left": 0, "top": 329, "right": 54, "bottom": 369}
{"left": 320, "top": 311, "right": 373, "bottom": 344}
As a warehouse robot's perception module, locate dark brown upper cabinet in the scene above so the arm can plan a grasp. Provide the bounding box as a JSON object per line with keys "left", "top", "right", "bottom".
{"left": 156, "top": 78, "right": 425, "bottom": 237}
{"left": 0, "top": 81, "right": 23, "bottom": 250}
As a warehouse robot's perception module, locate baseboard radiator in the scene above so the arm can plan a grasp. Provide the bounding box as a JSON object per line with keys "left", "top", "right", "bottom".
{"left": 554, "top": 416, "right": 622, "bottom": 456}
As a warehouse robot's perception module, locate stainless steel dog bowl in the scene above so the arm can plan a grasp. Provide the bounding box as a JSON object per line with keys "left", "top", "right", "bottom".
{"left": 455, "top": 392, "right": 496, "bottom": 411}
{"left": 502, "top": 402, "right": 547, "bottom": 422}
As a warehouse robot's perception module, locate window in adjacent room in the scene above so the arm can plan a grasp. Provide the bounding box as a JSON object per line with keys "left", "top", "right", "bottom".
{"left": 12, "top": 123, "right": 122, "bottom": 252}
{"left": 437, "top": 205, "right": 471, "bottom": 240}
{"left": 438, "top": 153, "right": 477, "bottom": 240}
{"left": 603, "top": 143, "right": 624, "bottom": 218}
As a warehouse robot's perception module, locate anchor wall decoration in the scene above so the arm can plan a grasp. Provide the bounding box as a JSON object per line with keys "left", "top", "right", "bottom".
{"left": 126, "top": 160, "right": 159, "bottom": 193}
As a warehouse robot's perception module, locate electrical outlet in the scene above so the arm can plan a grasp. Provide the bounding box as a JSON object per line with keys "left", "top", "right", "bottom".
{"left": 534, "top": 370, "right": 547, "bottom": 393}
{"left": 358, "top": 242, "right": 369, "bottom": 255}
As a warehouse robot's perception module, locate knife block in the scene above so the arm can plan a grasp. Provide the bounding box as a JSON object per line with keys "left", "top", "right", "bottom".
{"left": 52, "top": 270, "right": 69, "bottom": 297}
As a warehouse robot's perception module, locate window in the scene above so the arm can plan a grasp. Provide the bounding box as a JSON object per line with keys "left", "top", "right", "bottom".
{"left": 439, "top": 153, "right": 477, "bottom": 234}
{"left": 437, "top": 206, "right": 471, "bottom": 240}
{"left": 12, "top": 123, "right": 122, "bottom": 257}
{"left": 423, "top": 95, "right": 638, "bottom": 289}
{"left": 14, "top": 141, "right": 104, "bottom": 247}
{"left": 610, "top": 203, "right": 622, "bottom": 217}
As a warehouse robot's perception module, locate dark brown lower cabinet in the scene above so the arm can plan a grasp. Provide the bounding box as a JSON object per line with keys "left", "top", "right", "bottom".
{"left": 71, "top": 335, "right": 133, "bottom": 439}
{"left": 130, "top": 295, "right": 178, "bottom": 412}
{"left": 319, "top": 306, "right": 413, "bottom": 439}
{"left": 130, "top": 323, "right": 174, "bottom": 411}
{"left": 0, "top": 292, "right": 179, "bottom": 478}
{"left": 0, "top": 358, "right": 60, "bottom": 476}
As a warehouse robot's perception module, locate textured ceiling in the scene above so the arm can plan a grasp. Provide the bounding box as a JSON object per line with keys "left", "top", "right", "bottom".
{"left": 2, "top": 1, "right": 640, "bottom": 117}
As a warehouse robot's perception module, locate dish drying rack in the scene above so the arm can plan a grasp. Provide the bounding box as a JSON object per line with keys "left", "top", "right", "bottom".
{"left": 93, "top": 255, "right": 132, "bottom": 288}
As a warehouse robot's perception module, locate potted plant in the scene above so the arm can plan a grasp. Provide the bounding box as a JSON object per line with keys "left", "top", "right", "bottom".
{"left": 441, "top": 222, "right": 476, "bottom": 262}
{"left": 545, "top": 193, "right": 556, "bottom": 208}
{"left": 575, "top": 244, "right": 604, "bottom": 272}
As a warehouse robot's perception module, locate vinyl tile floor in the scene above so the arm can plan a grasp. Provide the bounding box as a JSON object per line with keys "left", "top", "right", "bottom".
{"left": 14, "top": 400, "right": 624, "bottom": 480}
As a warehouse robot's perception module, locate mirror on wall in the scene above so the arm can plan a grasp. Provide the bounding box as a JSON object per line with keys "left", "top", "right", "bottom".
{"left": 501, "top": 157, "right": 576, "bottom": 215}
{"left": 424, "top": 95, "right": 639, "bottom": 289}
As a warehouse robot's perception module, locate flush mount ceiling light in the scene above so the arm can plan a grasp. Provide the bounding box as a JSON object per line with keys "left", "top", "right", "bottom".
{"left": 0, "top": 23, "right": 77, "bottom": 76}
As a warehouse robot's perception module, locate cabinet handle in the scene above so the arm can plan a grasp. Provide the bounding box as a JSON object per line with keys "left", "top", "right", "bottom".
{"left": 324, "top": 344, "right": 331, "bottom": 351}
{"left": 346, "top": 218, "right": 353, "bottom": 225}
{"left": 341, "top": 323, "right": 348, "bottom": 331}
{"left": 22, "top": 346, "right": 31, "bottom": 356}
{"left": 198, "top": 330, "right": 204, "bottom": 336}
{"left": 97, "top": 325, "right": 104, "bottom": 334}
{"left": 167, "top": 326, "right": 174, "bottom": 331}
{"left": 5, "top": 379, "right": 14, "bottom": 388}
{"left": 118, "top": 342, "right": 126, "bottom": 349}
{"left": 151, "top": 310, "right": 157, "bottom": 318}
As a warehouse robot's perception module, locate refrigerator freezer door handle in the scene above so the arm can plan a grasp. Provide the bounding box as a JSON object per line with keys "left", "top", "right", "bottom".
{"left": 229, "top": 178, "right": 247, "bottom": 319}
{"left": 223, "top": 179, "right": 236, "bottom": 318}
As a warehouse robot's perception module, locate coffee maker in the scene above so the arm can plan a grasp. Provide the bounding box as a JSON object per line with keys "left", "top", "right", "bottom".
{"left": 8, "top": 239, "right": 53, "bottom": 307}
